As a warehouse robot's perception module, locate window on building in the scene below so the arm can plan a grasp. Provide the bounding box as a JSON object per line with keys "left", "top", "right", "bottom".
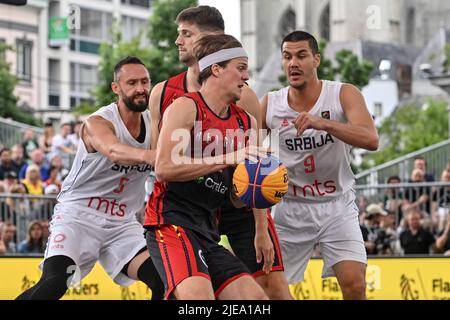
{"left": 71, "top": 8, "right": 112, "bottom": 54}
{"left": 374, "top": 102, "right": 383, "bottom": 118}
{"left": 121, "top": 0, "right": 151, "bottom": 8}
{"left": 16, "top": 39, "right": 33, "bottom": 82}
{"left": 278, "top": 7, "right": 296, "bottom": 42}
{"left": 121, "top": 16, "right": 149, "bottom": 45}
{"left": 49, "top": 59, "right": 60, "bottom": 107}
{"left": 0, "top": 38, "right": 6, "bottom": 61}
{"left": 320, "top": 3, "right": 330, "bottom": 41}
{"left": 70, "top": 62, "right": 97, "bottom": 108}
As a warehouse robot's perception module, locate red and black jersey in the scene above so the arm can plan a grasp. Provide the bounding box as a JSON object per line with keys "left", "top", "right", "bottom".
{"left": 144, "top": 91, "right": 251, "bottom": 241}
{"left": 158, "top": 71, "right": 187, "bottom": 130}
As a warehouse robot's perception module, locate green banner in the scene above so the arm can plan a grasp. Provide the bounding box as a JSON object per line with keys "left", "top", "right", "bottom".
{"left": 48, "top": 16, "right": 69, "bottom": 47}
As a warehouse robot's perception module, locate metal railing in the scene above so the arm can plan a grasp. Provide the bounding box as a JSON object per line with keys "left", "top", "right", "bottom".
{"left": 0, "top": 117, "right": 43, "bottom": 148}
{"left": 0, "top": 194, "right": 56, "bottom": 245}
{"left": 355, "top": 140, "right": 450, "bottom": 185}
{"left": 355, "top": 181, "right": 450, "bottom": 230}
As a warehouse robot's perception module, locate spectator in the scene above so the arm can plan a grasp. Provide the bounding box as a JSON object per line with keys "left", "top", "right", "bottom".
{"left": 19, "top": 148, "right": 49, "bottom": 181}
{"left": 0, "top": 148, "right": 14, "bottom": 180}
{"left": 3, "top": 171, "right": 19, "bottom": 191}
{"left": 435, "top": 214, "right": 450, "bottom": 256}
{"left": 21, "top": 128, "right": 40, "bottom": 160}
{"left": 399, "top": 209, "right": 436, "bottom": 254}
{"left": 51, "top": 123, "right": 76, "bottom": 159}
{"left": 44, "top": 165, "right": 62, "bottom": 192}
{"left": 10, "top": 145, "right": 26, "bottom": 176}
{"left": 39, "top": 219, "right": 50, "bottom": 246}
{"left": 432, "top": 168, "right": 450, "bottom": 233}
{"left": 48, "top": 154, "right": 68, "bottom": 181}
{"left": 405, "top": 168, "right": 432, "bottom": 215}
{"left": 0, "top": 221, "right": 17, "bottom": 254}
{"left": 39, "top": 122, "right": 54, "bottom": 155}
{"left": 413, "top": 156, "right": 435, "bottom": 182}
{"left": 360, "top": 204, "right": 387, "bottom": 255}
{"left": 17, "top": 220, "right": 45, "bottom": 254}
{"left": 21, "top": 164, "right": 44, "bottom": 196}
{"left": 378, "top": 211, "right": 399, "bottom": 255}
{"left": 382, "top": 175, "right": 406, "bottom": 225}
{"left": 68, "top": 120, "right": 82, "bottom": 150}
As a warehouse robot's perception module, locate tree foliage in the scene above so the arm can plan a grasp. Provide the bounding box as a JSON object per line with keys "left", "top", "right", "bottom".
{"left": 364, "top": 99, "right": 449, "bottom": 166}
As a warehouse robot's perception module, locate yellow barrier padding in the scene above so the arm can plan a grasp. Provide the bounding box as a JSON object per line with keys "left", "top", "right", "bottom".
{"left": 0, "top": 257, "right": 449, "bottom": 300}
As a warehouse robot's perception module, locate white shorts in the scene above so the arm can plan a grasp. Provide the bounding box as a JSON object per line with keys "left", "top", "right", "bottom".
{"left": 272, "top": 190, "right": 366, "bottom": 284}
{"left": 41, "top": 204, "right": 147, "bottom": 286}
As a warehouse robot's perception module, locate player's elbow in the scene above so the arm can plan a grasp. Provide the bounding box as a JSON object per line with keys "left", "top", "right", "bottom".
{"left": 155, "top": 162, "right": 173, "bottom": 182}
{"left": 365, "top": 134, "right": 379, "bottom": 151}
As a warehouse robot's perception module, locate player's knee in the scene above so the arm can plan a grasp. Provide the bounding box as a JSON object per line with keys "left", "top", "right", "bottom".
{"left": 340, "top": 278, "right": 366, "bottom": 299}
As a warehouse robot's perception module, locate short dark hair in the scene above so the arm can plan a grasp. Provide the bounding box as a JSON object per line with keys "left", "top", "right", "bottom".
{"left": 281, "top": 30, "right": 319, "bottom": 55}
{"left": 176, "top": 5, "right": 224, "bottom": 32}
{"left": 194, "top": 34, "right": 243, "bottom": 84}
{"left": 113, "top": 56, "right": 146, "bottom": 82}
{"left": 387, "top": 175, "right": 401, "bottom": 183}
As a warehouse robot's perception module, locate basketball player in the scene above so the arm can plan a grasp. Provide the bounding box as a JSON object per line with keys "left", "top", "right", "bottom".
{"left": 261, "top": 31, "right": 379, "bottom": 300}
{"left": 16, "top": 56, "right": 164, "bottom": 300}
{"left": 147, "top": 5, "right": 292, "bottom": 299}
{"left": 145, "top": 34, "right": 269, "bottom": 300}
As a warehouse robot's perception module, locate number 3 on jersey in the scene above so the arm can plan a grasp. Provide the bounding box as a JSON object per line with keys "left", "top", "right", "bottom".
{"left": 304, "top": 155, "right": 316, "bottom": 173}
{"left": 113, "top": 177, "right": 130, "bottom": 194}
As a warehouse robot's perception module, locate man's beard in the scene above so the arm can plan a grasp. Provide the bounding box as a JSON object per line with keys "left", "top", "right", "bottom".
{"left": 122, "top": 92, "right": 149, "bottom": 112}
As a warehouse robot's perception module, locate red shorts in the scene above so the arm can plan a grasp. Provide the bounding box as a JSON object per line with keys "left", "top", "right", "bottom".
{"left": 145, "top": 225, "right": 251, "bottom": 299}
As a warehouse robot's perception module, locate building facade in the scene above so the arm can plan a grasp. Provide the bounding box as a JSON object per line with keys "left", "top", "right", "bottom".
{"left": 0, "top": 0, "right": 152, "bottom": 124}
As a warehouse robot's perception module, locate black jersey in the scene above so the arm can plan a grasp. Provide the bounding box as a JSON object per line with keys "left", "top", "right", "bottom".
{"left": 144, "top": 92, "right": 251, "bottom": 240}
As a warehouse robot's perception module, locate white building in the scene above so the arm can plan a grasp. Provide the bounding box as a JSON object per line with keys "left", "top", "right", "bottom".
{"left": 0, "top": 0, "right": 153, "bottom": 124}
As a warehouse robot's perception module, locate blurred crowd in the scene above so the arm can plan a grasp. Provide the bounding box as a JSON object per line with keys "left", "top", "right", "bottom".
{"left": 0, "top": 121, "right": 80, "bottom": 255}
{"left": 0, "top": 124, "right": 449, "bottom": 257}
{"left": 356, "top": 158, "right": 450, "bottom": 257}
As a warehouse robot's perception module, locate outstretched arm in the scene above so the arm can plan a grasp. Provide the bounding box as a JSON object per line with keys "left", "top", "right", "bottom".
{"left": 82, "top": 116, "right": 155, "bottom": 166}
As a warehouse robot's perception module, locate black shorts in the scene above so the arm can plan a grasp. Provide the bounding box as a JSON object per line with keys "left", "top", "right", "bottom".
{"left": 218, "top": 207, "right": 285, "bottom": 277}
{"left": 145, "top": 225, "right": 250, "bottom": 299}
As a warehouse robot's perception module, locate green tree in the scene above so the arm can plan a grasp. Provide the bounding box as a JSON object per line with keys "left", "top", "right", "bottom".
{"left": 0, "top": 43, "right": 39, "bottom": 125}
{"left": 334, "top": 49, "right": 374, "bottom": 89}
{"left": 317, "top": 39, "right": 336, "bottom": 81}
{"left": 364, "top": 99, "right": 449, "bottom": 166}
{"left": 75, "top": 0, "right": 197, "bottom": 115}
{"left": 444, "top": 43, "right": 450, "bottom": 73}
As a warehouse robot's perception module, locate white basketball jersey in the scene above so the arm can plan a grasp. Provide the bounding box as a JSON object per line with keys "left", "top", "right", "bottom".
{"left": 266, "top": 81, "right": 354, "bottom": 203}
{"left": 57, "top": 103, "right": 152, "bottom": 220}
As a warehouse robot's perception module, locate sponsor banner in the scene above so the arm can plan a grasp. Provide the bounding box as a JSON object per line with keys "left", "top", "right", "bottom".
{"left": 290, "top": 258, "right": 450, "bottom": 300}
{"left": 1, "top": 257, "right": 448, "bottom": 300}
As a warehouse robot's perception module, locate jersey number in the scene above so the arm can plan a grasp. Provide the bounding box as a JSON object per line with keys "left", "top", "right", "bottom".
{"left": 304, "top": 155, "right": 316, "bottom": 173}
{"left": 113, "top": 177, "right": 130, "bottom": 194}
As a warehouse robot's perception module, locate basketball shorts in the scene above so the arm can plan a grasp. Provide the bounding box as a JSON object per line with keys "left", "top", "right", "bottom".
{"left": 42, "top": 204, "right": 147, "bottom": 286}
{"left": 271, "top": 189, "right": 367, "bottom": 284}
{"left": 218, "top": 207, "right": 284, "bottom": 276}
{"left": 145, "top": 224, "right": 251, "bottom": 299}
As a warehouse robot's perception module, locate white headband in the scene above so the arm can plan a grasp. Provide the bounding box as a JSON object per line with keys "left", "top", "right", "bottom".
{"left": 198, "top": 47, "right": 248, "bottom": 72}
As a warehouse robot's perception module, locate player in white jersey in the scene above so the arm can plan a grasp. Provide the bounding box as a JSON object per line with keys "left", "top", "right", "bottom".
{"left": 16, "top": 56, "right": 164, "bottom": 300}
{"left": 261, "top": 31, "right": 379, "bottom": 300}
